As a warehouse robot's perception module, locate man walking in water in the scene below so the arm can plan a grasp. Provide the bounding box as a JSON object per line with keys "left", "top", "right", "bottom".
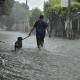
{"left": 28, "top": 15, "right": 48, "bottom": 49}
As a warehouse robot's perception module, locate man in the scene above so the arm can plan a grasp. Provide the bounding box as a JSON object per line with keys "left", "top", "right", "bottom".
{"left": 29, "top": 15, "right": 48, "bottom": 49}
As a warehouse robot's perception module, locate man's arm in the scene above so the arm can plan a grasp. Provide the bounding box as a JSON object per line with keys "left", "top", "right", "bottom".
{"left": 28, "top": 26, "right": 35, "bottom": 36}
{"left": 28, "top": 21, "right": 38, "bottom": 36}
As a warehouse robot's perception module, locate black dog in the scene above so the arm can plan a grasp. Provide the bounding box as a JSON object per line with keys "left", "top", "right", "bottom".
{"left": 15, "top": 37, "right": 23, "bottom": 51}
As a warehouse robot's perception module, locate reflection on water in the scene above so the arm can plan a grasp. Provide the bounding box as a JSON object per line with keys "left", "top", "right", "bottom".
{"left": 0, "top": 31, "right": 80, "bottom": 80}
{"left": 0, "top": 31, "right": 80, "bottom": 57}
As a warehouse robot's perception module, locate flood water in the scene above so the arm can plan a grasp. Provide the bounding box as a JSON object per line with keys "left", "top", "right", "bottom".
{"left": 0, "top": 31, "right": 80, "bottom": 80}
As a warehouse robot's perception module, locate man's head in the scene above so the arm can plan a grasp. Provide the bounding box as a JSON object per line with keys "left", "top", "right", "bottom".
{"left": 39, "top": 15, "right": 44, "bottom": 19}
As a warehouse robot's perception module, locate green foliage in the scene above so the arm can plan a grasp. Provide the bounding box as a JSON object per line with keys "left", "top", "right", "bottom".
{"left": 0, "top": 0, "right": 14, "bottom": 15}
{"left": 74, "top": 0, "right": 80, "bottom": 2}
{"left": 44, "top": 0, "right": 61, "bottom": 19}
{"left": 44, "top": 2, "right": 52, "bottom": 19}
{"left": 44, "top": 0, "right": 80, "bottom": 37}
{"left": 0, "top": 0, "right": 5, "bottom": 7}
{"left": 44, "top": 0, "right": 80, "bottom": 18}
{"left": 29, "top": 8, "right": 42, "bottom": 27}
{"left": 71, "top": 2, "right": 80, "bottom": 12}
{"left": 12, "top": 2, "right": 29, "bottom": 22}
{"left": 49, "top": 0, "right": 60, "bottom": 8}
{"left": 1, "top": 1, "right": 29, "bottom": 30}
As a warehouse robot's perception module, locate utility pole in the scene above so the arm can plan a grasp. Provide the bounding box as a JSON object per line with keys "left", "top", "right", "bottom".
{"left": 24, "top": 0, "right": 29, "bottom": 32}
{"left": 26, "top": 0, "right": 28, "bottom": 32}
{"left": 68, "top": 0, "right": 71, "bottom": 32}
{"left": 24, "top": 0, "right": 27, "bottom": 32}
{"left": 26, "top": 0, "right": 27, "bottom": 5}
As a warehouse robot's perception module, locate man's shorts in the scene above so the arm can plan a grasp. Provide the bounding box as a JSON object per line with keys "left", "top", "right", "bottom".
{"left": 36, "top": 33, "right": 45, "bottom": 42}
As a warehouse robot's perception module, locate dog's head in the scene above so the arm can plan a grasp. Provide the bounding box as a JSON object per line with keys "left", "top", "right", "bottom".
{"left": 17, "top": 37, "right": 23, "bottom": 41}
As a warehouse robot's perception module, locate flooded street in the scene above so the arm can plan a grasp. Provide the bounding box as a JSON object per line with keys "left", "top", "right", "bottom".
{"left": 0, "top": 31, "right": 80, "bottom": 80}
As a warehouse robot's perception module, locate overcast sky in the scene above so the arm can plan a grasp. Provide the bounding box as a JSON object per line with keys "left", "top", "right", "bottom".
{"left": 15, "top": 0, "right": 48, "bottom": 11}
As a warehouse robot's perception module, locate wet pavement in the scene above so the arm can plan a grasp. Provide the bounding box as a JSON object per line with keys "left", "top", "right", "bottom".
{"left": 0, "top": 31, "right": 80, "bottom": 80}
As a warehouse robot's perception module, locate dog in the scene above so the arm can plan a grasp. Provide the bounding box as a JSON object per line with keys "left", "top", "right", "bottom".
{"left": 15, "top": 37, "right": 23, "bottom": 51}
{"left": 14, "top": 35, "right": 30, "bottom": 51}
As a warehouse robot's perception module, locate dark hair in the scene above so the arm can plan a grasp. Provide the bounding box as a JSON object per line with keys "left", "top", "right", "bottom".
{"left": 39, "top": 15, "right": 44, "bottom": 19}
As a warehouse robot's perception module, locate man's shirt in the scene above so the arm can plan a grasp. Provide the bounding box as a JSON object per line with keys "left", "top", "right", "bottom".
{"left": 34, "top": 19, "right": 48, "bottom": 37}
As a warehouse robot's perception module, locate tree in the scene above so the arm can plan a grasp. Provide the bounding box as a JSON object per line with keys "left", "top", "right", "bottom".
{"left": 44, "top": 0, "right": 80, "bottom": 37}
{"left": 1, "top": 1, "right": 29, "bottom": 31}
{"left": 0, "top": 0, "right": 5, "bottom": 7}
{"left": 49, "top": 0, "right": 60, "bottom": 8}
{"left": 0, "top": 0, "right": 14, "bottom": 15}
{"left": 44, "top": 0, "right": 80, "bottom": 20}
{"left": 29, "top": 8, "right": 42, "bottom": 27}
{"left": 74, "top": 0, "right": 80, "bottom": 2}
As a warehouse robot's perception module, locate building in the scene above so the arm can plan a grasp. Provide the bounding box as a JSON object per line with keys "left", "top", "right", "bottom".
{"left": 65, "top": 12, "right": 80, "bottom": 39}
